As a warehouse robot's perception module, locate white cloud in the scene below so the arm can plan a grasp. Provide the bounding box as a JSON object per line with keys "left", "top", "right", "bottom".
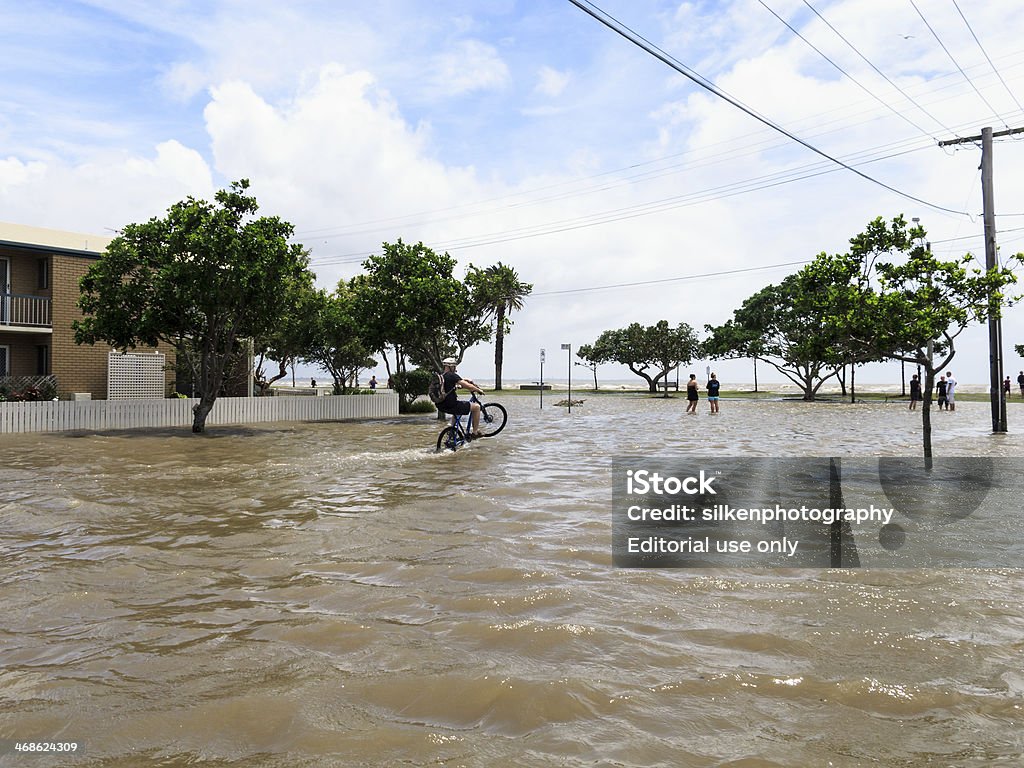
{"left": 535, "top": 66, "right": 571, "bottom": 98}
{"left": 3, "top": 0, "right": 1024, "bottom": 385}
{"left": 0, "top": 142, "right": 213, "bottom": 234}
{"left": 428, "top": 39, "right": 510, "bottom": 97}
{"left": 160, "top": 61, "right": 208, "bottom": 103}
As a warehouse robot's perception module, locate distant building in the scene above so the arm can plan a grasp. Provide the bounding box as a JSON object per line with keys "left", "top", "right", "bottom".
{"left": 0, "top": 222, "right": 173, "bottom": 399}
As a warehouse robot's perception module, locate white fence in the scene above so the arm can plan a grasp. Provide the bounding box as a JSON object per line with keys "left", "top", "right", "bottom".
{"left": 0, "top": 393, "right": 398, "bottom": 434}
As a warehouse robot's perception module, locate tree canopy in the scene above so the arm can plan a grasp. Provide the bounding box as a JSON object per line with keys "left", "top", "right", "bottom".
{"left": 467, "top": 262, "right": 532, "bottom": 391}
{"left": 352, "top": 239, "right": 491, "bottom": 380}
{"left": 587, "top": 321, "right": 700, "bottom": 393}
{"left": 304, "top": 281, "right": 377, "bottom": 395}
{"left": 74, "top": 179, "right": 312, "bottom": 432}
{"left": 704, "top": 264, "right": 853, "bottom": 400}
{"left": 843, "top": 215, "right": 1018, "bottom": 459}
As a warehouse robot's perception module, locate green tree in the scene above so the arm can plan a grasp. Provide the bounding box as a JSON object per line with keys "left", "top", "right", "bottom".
{"left": 390, "top": 368, "right": 433, "bottom": 413}
{"left": 591, "top": 321, "right": 700, "bottom": 393}
{"left": 467, "top": 263, "right": 532, "bottom": 391}
{"left": 844, "top": 215, "right": 1018, "bottom": 461}
{"left": 74, "top": 179, "right": 311, "bottom": 432}
{"left": 576, "top": 340, "right": 615, "bottom": 390}
{"left": 253, "top": 269, "right": 320, "bottom": 396}
{"left": 704, "top": 263, "right": 853, "bottom": 400}
{"left": 304, "top": 282, "right": 377, "bottom": 395}
{"left": 353, "top": 240, "right": 491, "bottom": 383}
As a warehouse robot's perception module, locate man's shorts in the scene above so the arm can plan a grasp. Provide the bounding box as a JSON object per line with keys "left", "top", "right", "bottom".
{"left": 442, "top": 400, "right": 472, "bottom": 416}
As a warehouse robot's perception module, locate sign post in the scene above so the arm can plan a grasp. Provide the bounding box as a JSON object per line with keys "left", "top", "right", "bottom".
{"left": 540, "top": 348, "right": 545, "bottom": 409}
{"left": 561, "top": 344, "right": 572, "bottom": 413}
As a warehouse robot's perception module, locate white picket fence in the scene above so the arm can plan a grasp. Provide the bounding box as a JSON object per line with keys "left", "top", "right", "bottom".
{"left": 0, "top": 393, "right": 398, "bottom": 434}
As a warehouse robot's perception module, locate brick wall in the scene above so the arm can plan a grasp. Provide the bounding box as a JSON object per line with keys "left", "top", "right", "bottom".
{"left": 50, "top": 253, "right": 176, "bottom": 399}
{"left": 0, "top": 250, "right": 49, "bottom": 297}
{"left": 51, "top": 253, "right": 109, "bottom": 397}
{"left": 0, "top": 332, "right": 40, "bottom": 377}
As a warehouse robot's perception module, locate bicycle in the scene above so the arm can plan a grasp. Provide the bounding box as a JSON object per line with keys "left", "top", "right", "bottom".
{"left": 435, "top": 392, "right": 507, "bottom": 452}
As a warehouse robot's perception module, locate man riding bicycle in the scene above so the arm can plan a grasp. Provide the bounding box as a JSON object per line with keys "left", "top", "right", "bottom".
{"left": 438, "top": 357, "right": 486, "bottom": 438}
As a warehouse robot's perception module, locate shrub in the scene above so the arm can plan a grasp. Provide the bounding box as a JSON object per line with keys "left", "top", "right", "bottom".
{"left": 392, "top": 368, "right": 433, "bottom": 413}
{"left": 0, "top": 375, "right": 58, "bottom": 402}
{"left": 406, "top": 398, "right": 436, "bottom": 414}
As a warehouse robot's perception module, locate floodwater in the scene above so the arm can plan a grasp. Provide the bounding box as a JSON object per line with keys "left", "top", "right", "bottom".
{"left": 1, "top": 395, "right": 1023, "bottom": 767}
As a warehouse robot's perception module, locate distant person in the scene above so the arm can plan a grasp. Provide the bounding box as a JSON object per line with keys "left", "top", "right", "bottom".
{"left": 909, "top": 373, "right": 922, "bottom": 410}
{"left": 945, "top": 371, "right": 957, "bottom": 411}
{"left": 1017, "top": 371, "right": 1023, "bottom": 397}
{"left": 706, "top": 372, "right": 721, "bottom": 414}
{"left": 686, "top": 374, "right": 699, "bottom": 414}
{"left": 1004, "top": 376, "right": 1011, "bottom": 396}
{"left": 369, "top": 375, "right": 377, "bottom": 390}
{"left": 936, "top": 376, "right": 948, "bottom": 411}
{"left": 387, "top": 376, "right": 394, "bottom": 389}
{"left": 311, "top": 378, "right": 316, "bottom": 389}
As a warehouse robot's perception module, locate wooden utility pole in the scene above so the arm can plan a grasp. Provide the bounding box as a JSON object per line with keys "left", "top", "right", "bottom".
{"left": 938, "top": 126, "right": 1024, "bottom": 433}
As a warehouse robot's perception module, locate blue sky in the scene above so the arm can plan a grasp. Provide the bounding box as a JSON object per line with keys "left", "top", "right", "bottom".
{"left": 4, "top": 0, "right": 1024, "bottom": 387}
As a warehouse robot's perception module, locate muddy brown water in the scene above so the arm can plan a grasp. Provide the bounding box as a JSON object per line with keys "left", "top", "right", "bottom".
{"left": 2, "top": 397, "right": 1023, "bottom": 766}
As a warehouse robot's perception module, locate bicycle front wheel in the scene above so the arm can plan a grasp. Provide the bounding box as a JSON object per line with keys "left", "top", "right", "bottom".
{"left": 436, "top": 426, "right": 462, "bottom": 452}
{"left": 477, "top": 402, "right": 507, "bottom": 437}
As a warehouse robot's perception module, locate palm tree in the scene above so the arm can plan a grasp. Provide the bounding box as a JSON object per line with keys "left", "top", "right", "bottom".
{"left": 472, "top": 263, "right": 532, "bottom": 391}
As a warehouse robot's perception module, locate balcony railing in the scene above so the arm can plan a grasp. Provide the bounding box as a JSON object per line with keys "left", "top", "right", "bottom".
{"left": 0, "top": 293, "right": 52, "bottom": 328}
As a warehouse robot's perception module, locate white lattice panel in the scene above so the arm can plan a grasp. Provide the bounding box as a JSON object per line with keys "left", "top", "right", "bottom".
{"left": 107, "top": 351, "right": 166, "bottom": 400}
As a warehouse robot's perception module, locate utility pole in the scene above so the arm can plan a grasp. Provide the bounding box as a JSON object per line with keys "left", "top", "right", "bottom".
{"left": 938, "top": 125, "right": 1024, "bottom": 433}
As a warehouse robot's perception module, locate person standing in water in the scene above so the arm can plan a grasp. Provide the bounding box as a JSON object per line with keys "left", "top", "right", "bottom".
{"left": 686, "top": 374, "right": 699, "bottom": 415}
{"left": 706, "top": 372, "right": 721, "bottom": 414}
{"left": 909, "top": 374, "right": 922, "bottom": 410}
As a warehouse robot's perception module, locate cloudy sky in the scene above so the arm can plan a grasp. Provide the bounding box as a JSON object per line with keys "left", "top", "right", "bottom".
{"left": 4, "top": 0, "right": 1024, "bottom": 387}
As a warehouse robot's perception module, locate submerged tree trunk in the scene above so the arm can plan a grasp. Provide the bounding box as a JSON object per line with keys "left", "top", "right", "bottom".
{"left": 191, "top": 327, "right": 231, "bottom": 433}
{"left": 850, "top": 364, "right": 856, "bottom": 403}
{"left": 192, "top": 395, "right": 216, "bottom": 433}
{"left": 921, "top": 367, "right": 935, "bottom": 468}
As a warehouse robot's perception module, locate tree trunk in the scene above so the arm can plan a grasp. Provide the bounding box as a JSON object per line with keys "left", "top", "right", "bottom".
{"left": 838, "top": 365, "right": 847, "bottom": 396}
{"left": 921, "top": 367, "right": 935, "bottom": 468}
{"left": 753, "top": 356, "right": 758, "bottom": 393}
{"left": 802, "top": 373, "right": 815, "bottom": 401}
{"left": 192, "top": 395, "right": 216, "bottom": 433}
{"left": 850, "top": 364, "right": 856, "bottom": 403}
{"left": 494, "top": 307, "right": 505, "bottom": 391}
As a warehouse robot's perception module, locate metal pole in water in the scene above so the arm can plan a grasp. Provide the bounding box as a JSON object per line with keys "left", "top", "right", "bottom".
{"left": 562, "top": 344, "right": 572, "bottom": 413}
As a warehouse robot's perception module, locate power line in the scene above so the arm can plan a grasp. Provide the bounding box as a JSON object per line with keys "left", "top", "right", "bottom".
{"left": 306, "top": 143, "right": 932, "bottom": 266}
{"left": 801, "top": 0, "right": 958, "bottom": 137}
{"left": 531, "top": 260, "right": 815, "bottom": 297}
{"left": 565, "top": 0, "right": 969, "bottom": 216}
{"left": 296, "top": 56, "right": 1024, "bottom": 245}
{"left": 909, "top": 0, "right": 1007, "bottom": 127}
{"left": 950, "top": 0, "right": 1024, "bottom": 114}
{"left": 759, "top": 0, "right": 937, "bottom": 140}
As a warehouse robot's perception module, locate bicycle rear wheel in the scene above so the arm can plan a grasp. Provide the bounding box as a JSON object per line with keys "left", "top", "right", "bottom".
{"left": 477, "top": 402, "right": 507, "bottom": 437}
{"left": 436, "top": 426, "right": 462, "bottom": 452}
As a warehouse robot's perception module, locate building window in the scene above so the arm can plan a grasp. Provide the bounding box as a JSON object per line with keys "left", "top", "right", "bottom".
{"left": 0, "top": 346, "right": 8, "bottom": 377}
{"left": 38, "top": 258, "right": 50, "bottom": 289}
{"left": 37, "top": 345, "right": 49, "bottom": 375}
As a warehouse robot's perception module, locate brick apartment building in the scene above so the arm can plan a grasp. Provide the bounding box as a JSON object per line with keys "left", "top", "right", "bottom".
{"left": 0, "top": 222, "right": 173, "bottom": 399}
